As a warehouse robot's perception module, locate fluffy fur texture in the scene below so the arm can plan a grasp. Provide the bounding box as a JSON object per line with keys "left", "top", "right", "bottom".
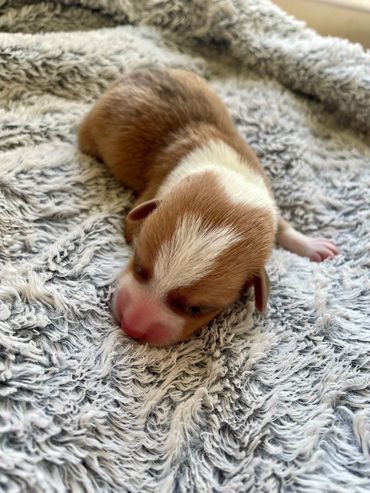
{"left": 0, "top": 1, "right": 370, "bottom": 492}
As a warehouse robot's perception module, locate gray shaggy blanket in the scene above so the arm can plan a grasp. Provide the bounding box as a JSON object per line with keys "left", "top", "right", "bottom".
{"left": 1, "top": 1, "right": 370, "bottom": 492}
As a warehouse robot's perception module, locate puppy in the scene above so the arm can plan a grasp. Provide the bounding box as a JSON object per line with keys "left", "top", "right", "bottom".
{"left": 78, "top": 68, "right": 337, "bottom": 346}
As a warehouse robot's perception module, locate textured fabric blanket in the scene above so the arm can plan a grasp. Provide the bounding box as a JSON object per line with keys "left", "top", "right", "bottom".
{"left": 1, "top": 1, "right": 370, "bottom": 492}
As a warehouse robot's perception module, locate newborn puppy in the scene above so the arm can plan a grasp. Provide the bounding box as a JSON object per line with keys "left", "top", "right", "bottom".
{"left": 78, "top": 68, "right": 337, "bottom": 346}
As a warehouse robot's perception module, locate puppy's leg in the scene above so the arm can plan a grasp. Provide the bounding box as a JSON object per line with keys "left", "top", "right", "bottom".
{"left": 277, "top": 218, "right": 338, "bottom": 262}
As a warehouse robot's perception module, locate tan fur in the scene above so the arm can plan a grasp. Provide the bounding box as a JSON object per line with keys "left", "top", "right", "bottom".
{"left": 78, "top": 67, "right": 337, "bottom": 345}
{"left": 78, "top": 68, "right": 269, "bottom": 199}
{"left": 133, "top": 172, "right": 274, "bottom": 340}
{"left": 79, "top": 68, "right": 273, "bottom": 250}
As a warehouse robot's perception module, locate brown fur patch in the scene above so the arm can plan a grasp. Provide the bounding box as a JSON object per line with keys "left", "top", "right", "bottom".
{"left": 78, "top": 67, "right": 269, "bottom": 198}
{"left": 131, "top": 172, "right": 274, "bottom": 339}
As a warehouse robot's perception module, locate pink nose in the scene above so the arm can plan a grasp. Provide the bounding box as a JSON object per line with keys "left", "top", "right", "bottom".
{"left": 114, "top": 286, "right": 171, "bottom": 344}
{"left": 121, "top": 320, "right": 146, "bottom": 340}
{"left": 122, "top": 320, "right": 168, "bottom": 343}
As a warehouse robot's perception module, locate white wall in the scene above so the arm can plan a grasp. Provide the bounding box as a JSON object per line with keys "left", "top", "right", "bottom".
{"left": 273, "top": 0, "right": 370, "bottom": 49}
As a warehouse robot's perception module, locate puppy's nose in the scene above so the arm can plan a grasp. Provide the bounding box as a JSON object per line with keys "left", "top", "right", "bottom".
{"left": 122, "top": 320, "right": 170, "bottom": 344}
{"left": 119, "top": 299, "right": 160, "bottom": 340}
{"left": 121, "top": 319, "right": 146, "bottom": 340}
{"left": 114, "top": 284, "right": 174, "bottom": 344}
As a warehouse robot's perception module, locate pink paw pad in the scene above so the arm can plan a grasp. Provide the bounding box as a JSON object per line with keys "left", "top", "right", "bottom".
{"left": 307, "top": 238, "right": 338, "bottom": 262}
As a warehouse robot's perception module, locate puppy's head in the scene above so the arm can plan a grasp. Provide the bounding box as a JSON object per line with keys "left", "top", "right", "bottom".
{"left": 114, "top": 172, "right": 276, "bottom": 346}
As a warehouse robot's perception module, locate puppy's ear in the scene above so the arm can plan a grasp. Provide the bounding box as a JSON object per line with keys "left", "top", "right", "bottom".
{"left": 252, "top": 268, "right": 270, "bottom": 313}
{"left": 244, "top": 268, "right": 270, "bottom": 312}
{"left": 127, "top": 199, "right": 160, "bottom": 221}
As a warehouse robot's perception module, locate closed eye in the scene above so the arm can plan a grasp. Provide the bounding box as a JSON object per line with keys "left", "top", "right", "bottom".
{"left": 133, "top": 259, "right": 151, "bottom": 282}
{"left": 183, "top": 305, "right": 214, "bottom": 317}
{"left": 167, "top": 297, "right": 216, "bottom": 318}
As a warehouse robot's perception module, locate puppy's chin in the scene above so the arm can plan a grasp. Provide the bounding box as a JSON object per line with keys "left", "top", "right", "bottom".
{"left": 132, "top": 332, "right": 186, "bottom": 347}
{"left": 126, "top": 322, "right": 184, "bottom": 347}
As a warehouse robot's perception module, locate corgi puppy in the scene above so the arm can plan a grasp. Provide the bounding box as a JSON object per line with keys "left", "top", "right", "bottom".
{"left": 78, "top": 68, "right": 337, "bottom": 346}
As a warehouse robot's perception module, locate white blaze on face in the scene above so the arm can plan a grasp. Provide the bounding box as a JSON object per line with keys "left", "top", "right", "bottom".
{"left": 151, "top": 215, "right": 241, "bottom": 298}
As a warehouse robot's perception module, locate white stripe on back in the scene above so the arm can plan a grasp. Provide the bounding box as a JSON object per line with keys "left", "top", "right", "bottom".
{"left": 156, "top": 139, "right": 278, "bottom": 228}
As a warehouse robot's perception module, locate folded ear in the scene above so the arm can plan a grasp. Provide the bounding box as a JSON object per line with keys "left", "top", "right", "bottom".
{"left": 127, "top": 199, "right": 160, "bottom": 221}
{"left": 252, "top": 268, "right": 270, "bottom": 313}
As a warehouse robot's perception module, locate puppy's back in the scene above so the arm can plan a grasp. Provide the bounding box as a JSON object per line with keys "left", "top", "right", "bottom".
{"left": 78, "top": 68, "right": 263, "bottom": 192}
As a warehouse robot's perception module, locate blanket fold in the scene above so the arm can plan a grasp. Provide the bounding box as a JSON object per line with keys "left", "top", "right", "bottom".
{"left": 1, "top": 1, "right": 370, "bottom": 492}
